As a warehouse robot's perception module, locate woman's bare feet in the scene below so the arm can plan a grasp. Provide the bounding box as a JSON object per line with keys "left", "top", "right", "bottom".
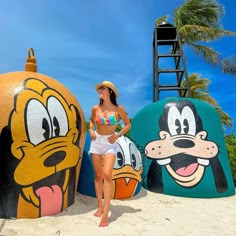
{"left": 93, "top": 208, "right": 103, "bottom": 217}
{"left": 99, "top": 215, "right": 109, "bottom": 227}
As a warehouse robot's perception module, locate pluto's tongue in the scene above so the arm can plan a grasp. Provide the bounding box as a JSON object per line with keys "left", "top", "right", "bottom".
{"left": 176, "top": 163, "right": 198, "bottom": 176}
{"left": 36, "top": 185, "right": 63, "bottom": 216}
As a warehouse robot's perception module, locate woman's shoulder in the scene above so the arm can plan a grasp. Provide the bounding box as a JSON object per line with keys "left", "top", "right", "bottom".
{"left": 117, "top": 104, "right": 125, "bottom": 110}
{"left": 117, "top": 104, "right": 126, "bottom": 114}
{"left": 92, "top": 105, "right": 99, "bottom": 110}
{"left": 92, "top": 105, "right": 99, "bottom": 114}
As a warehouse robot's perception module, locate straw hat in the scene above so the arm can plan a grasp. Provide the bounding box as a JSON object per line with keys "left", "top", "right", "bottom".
{"left": 95, "top": 81, "right": 118, "bottom": 98}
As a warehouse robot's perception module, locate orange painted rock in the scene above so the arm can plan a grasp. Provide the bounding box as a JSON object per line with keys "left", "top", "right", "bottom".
{"left": 0, "top": 48, "right": 86, "bottom": 218}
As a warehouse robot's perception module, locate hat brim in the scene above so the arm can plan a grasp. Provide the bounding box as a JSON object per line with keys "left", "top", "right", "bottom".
{"left": 95, "top": 81, "right": 118, "bottom": 98}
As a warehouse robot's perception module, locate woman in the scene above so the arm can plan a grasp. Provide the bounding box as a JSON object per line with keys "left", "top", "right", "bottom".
{"left": 89, "top": 80, "right": 131, "bottom": 227}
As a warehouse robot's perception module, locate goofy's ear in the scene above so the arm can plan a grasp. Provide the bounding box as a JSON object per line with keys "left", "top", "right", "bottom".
{"left": 210, "top": 157, "right": 228, "bottom": 193}
{"left": 147, "top": 160, "right": 163, "bottom": 193}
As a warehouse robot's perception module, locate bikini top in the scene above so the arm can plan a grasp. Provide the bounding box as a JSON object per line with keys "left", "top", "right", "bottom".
{"left": 95, "top": 113, "right": 118, "bottom": 125}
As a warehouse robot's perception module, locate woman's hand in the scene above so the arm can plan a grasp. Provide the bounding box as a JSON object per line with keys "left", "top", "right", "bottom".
{"left": 90, "top": 130, "right": 97, "bottom": 140}
{"left": 108, "top": 133, "right": 120, "bottom": 144}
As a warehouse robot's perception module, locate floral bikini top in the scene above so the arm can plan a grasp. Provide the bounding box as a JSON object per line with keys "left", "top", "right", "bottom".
{"left": 95, "top": 113, "right": 118, "bottom": 125}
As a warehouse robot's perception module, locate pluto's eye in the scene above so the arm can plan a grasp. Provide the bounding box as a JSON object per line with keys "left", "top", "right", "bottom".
{"left": 47, "top": 96, "right": 69, "bottom": 137}
{"left": 26, "top": 99, "right": 52, "bottom": 145}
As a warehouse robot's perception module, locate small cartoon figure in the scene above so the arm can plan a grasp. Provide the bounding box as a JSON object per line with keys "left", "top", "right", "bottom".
{"left": 145, "top": 100, "right": 229, "bottom": 194}
{"left": 0, "top": 49, "right": 86, "bottom": 218}
{"left": 112, "top": 135, "right": 143, "bottom": 199}
{"left": 5, "top": 78, "right": 83, "bottom": 218}
{"left": 78, "top": 134, "right": 143, "bottom": 199}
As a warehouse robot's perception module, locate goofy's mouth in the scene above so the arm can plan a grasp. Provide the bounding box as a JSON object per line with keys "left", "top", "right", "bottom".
{"left": 157, "top": 153, "right": 209, "bottom": 177}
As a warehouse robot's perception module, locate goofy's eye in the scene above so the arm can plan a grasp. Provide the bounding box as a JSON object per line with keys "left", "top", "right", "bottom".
{"left": 168, "top": 106, "right": 196, "bottom": 136}
{"left": 183, "top": 119, "right": 189, "bottom": 134}
{"left": 168, "top": 106, "right": 182, "bottom": 136}
{"left": 26, "top": 99, "right": 52, "bottom": 145}
{"left": 181, "top": 107, "right": 196, "bottom": 135}
{"left": 175, "top": 119, "right": 181, "bottom": 135}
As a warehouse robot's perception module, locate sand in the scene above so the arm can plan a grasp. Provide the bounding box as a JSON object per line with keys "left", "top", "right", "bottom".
{"left": 0, "top": 187, "right": 236, "bottom": 236}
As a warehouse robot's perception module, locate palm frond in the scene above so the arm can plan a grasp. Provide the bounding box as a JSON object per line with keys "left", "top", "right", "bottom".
{"left": 221, "top": 56, "right": 236, "bottom": 76}
{"left": 214, "top": 106, "right": 233, "bottom": 128}
{"left": 174, "top": 0, "right": 225, "bottom": 29}
{"left": 179, "top": 25, "right": 236, "bottom": 43}
{"left": 188, "top": 43, "right": 219, "bottom": 64}
{"left": 181, "top": 73, "right": 233, "bottom": 129}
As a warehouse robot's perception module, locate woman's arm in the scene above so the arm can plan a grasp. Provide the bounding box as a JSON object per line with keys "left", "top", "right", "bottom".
{"left": 116, "top": 105, "right": 131, "bottom": 137}
{"left": 89, "top": 106, "right": 97, "bottom": 139}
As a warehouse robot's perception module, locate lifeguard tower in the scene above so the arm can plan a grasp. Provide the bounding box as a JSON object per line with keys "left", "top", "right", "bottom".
{"left": 153, "top": 22, "right": 190, "bottom": 101}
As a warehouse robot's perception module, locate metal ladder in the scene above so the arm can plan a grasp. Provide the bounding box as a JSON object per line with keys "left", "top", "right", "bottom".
{"left": 153, "top": 23, "right": 190, "bottom": 101}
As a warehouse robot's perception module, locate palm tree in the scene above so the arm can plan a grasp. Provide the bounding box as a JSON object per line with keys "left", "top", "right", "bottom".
{"left": 221, "top": 56, "right": 236, "bottom": 76}
{"left": 155, "top": 0, "right": 234, "bottom": 130}
{"left": 215, "top": 106, "right": 233, "bottom": 130}
{"left": 181, "top": 73, "right": 233, "bottom": 129}
{"left": 155, "top": 0, "right": 236, "bottom": 65}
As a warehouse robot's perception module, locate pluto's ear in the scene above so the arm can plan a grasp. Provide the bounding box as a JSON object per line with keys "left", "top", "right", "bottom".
{"left": 70, "top": 104, "right": 82, "bottom": 145}
{"left": 0, "top": 126, "right": 13, "bottom": 163}
{"left": 210, "top": 157, "right": 228, "bottom": 193}
{"left": 147, "top": 160, "right": 163, "bottom": 193}
{"left": 0, "top": 126, "right": 19, "bottom": 183}
{"left": 0, "top": 126, "right": 21, "bottom": 218}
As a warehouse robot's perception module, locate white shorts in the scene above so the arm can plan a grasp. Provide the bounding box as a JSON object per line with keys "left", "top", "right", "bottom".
{"left": 89, "top": 131, "right": 117, "bottom": 155}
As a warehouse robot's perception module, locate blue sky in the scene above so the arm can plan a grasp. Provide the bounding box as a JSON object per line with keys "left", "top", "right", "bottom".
{"left": 0, "top": 0, "right": 235, "bottom": 134}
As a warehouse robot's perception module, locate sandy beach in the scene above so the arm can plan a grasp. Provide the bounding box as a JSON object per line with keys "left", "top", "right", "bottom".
{"left": 0, "top": 187, "right": 235, "bottom": 236}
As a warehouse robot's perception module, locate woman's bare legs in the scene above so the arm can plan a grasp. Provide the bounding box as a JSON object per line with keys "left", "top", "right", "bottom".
{"left": 92, "top": 154, "right": 103, "bottom": 217}
{"left": 99, "top": 153, "right": 116, "bottom": 227}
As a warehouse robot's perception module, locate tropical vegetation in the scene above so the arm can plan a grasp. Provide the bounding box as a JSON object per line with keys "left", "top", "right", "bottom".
{"left": 155, "top": 0, "right": 236, "bottom": 130}
{"left": 221, "top": 56, "right": 236, "bottom": 76}
{"left": 225, "top": 135, "right": 236, "bottom": 183}
{"left": 181, "top": 73, "right": 233, "bottom": 130}
{"left": 155, "top": 0, "right": 236, "bottom": 65}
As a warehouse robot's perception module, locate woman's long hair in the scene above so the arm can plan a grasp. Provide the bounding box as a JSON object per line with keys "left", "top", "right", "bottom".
{"left": 99, "top": 88, "right": 118, "bottom": 106}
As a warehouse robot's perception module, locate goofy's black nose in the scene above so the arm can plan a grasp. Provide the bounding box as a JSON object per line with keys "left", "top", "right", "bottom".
{"left": 173, "top": 139, "right": 195, "bottom": 148}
